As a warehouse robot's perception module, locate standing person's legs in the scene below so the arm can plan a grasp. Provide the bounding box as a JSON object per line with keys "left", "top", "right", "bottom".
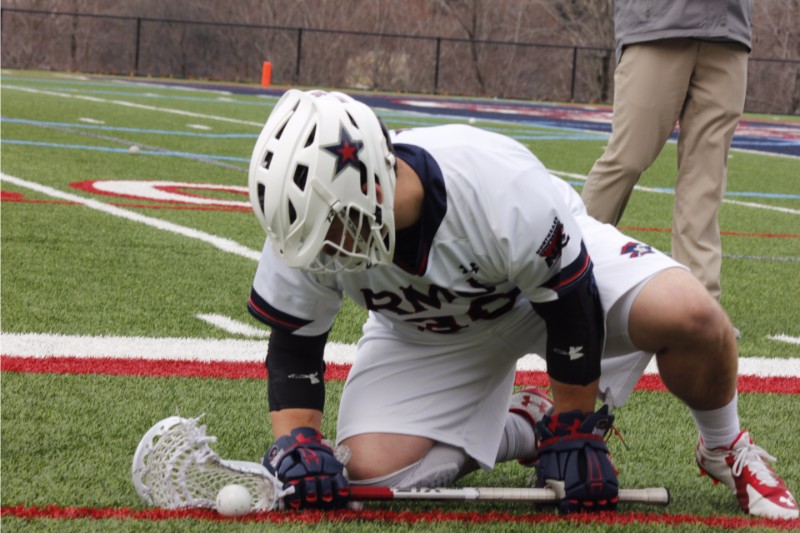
{"left": 673, "top": 42, "right": 749, "bottom": 300}
{"left": 581, "top": 40, "right": 696, "bottom": 224}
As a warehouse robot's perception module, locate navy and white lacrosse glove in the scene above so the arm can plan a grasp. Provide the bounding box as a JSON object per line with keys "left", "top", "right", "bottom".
{"left": 263, "top": 427, "right": 350, "bottom": 510}
{"left": 534, "top": 406, "right": 619, "bottom": 514}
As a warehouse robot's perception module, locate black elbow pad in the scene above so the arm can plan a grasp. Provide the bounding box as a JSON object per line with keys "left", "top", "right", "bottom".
{"left": 531, "top": 273, "right": 605, "bottom": 386}
{"left": 266, "top": 328, "right": 328, "bottom": 411}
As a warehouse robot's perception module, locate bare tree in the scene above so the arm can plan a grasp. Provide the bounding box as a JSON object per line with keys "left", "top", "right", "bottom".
{"left": 747, "top": 0, "right": 799, "bottom": 113}
{"left": 526, "top": 0, "right": 613, "bottom": 102}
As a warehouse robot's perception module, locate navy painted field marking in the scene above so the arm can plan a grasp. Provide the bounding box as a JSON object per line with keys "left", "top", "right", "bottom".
{"left": 119, "top": 78, "right": 800, "bottom": 158}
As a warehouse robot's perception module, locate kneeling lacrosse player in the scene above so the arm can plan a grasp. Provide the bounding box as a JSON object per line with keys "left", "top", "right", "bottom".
{"left": 246, "top": 89, "right": 797, "bottom": 518}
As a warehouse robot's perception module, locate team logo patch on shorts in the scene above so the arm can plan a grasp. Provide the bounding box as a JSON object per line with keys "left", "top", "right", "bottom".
{"left": 621, "top": 241, "right": 654, "bottom": 258}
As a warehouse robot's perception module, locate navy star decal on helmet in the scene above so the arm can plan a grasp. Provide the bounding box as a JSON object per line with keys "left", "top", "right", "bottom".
{"left": 322, "top": 125, "right": 364, "bottom": 177}
{"left": 249, "top": 89, "right": 397, "bottom": 273}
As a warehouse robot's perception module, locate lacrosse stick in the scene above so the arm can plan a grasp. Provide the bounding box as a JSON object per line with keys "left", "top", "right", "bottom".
{"left": 132, "top": 416, "right": 669, "bottom": 513}
{"left": 349, "top": 486, "right": 669, "bottom": 506}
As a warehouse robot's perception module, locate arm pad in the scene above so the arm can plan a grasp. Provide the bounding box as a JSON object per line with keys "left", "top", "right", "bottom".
{"left": 531, "top": 272, "right": 604, "bottom": 386}
{"left": 266, "top": 328, "right": 328, "bottom": 411}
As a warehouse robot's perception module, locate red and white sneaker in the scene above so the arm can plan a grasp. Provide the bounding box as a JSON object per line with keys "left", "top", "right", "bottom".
{"left": 696, "top": 430, "right": 799, "bottom": 519}
{"left": 508, "top": 387, "right": 553, "bottom": 466}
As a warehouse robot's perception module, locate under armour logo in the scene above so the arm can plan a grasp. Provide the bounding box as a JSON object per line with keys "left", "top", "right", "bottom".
{"left": 288, "top": 372, "right": 321, "bottom": 384}
{"left": 298, "top": 448, "right": 321, "bottom": 468}
{"left": 554, "top": 346, "right": 584, "bottom": 360}
{"left": 521, "top": 393, "right": 550, "bottom": 414}
{"left": 779, "top": 495, "right": 797, "bottom": 507}
{"left": 521, "top": 395, "right": 532, "bottom": 407}
{"left": 458, "top": 262, "right": 479, "bottom": 274}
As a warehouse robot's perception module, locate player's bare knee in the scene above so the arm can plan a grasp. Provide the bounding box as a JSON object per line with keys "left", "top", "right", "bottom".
{"left": 673, "top": 295, "right": 730, "bottom": 350}
{"left": 631, "top": 268, "right": 731, "bottom": 352}
{"left": 341, "top": 433, "right": 434, "bottom": 482}
{"left": 345, "top": 455, "right": 413, "bottom": 482}
{"left": 349, "top": 443, "right": 471, "bottom": 489}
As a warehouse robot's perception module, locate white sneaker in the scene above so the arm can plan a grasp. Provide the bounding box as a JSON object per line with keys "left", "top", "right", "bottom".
{"left": 696, "top": 430, "right": 799, "bottom": 519}
{"left": 508, "top": 387, "right": 553, "bottom": 466}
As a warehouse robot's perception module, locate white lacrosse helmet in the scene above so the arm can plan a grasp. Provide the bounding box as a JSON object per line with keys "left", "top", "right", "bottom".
{"left": 249, "top": 89, "right": 396, "bottom": 273}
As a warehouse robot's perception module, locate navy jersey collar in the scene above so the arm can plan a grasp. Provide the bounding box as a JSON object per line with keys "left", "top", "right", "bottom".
{"left": 392, "top": 143, "right": 447, "bottom": 275}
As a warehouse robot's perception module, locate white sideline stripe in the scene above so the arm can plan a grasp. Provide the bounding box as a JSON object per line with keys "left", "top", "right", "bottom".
{"left": 0, "top": 332, "right": 353, "bottom": 365}
{"left": 0, "top": 174, "right": 261, "bottom": 261}
{"left": 4, "top": 85, "right": 265, "bottom": 127}
{"left": 549, "top": 170, "right": 800, "bottom": 216}
{"left": 196, "top": 314, "right": 270, "bottom": 338}
{"left": 769, "top": 334, "right": 800, "bottom": 345}
{"left": 723, "top": 198, "right": 800, "bottom": 215}
{"left": 2, "top": 333, "right": 799, "bottom": 378}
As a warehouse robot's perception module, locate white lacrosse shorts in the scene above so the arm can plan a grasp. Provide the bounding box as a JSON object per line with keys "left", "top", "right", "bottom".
{"left": 336, "top": 215, "right": 686, "bottom": 470}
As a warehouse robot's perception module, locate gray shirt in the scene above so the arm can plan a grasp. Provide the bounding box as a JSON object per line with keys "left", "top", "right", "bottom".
{"left": 614, "top": 0, "right": 752, "bottom": 62}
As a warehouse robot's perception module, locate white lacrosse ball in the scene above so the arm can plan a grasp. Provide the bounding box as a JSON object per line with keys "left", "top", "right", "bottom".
{"left": 128, "top": 145, "right": 140, "bottom": 155}
{"left": 215, "top": 484, "right": 252, "bottom": 517}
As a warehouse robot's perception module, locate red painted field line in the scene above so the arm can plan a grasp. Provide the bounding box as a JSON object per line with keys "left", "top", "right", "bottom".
{"left": 1, "top": 356, "right": 798, "bottom": 395}
{"left": 1, "top": 504, "right": 798, "bottom": 530}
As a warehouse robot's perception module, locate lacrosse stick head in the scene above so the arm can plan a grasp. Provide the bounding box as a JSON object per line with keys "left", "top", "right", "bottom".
{"left": 132, "top": 415, "right": 288, "bottom": 512}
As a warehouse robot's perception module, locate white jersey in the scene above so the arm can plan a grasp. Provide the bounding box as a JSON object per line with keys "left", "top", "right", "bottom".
{"left": 251, "top": 125, "right": 592, "bottom": 339}
{"left": 250, "top": 124, "right": 682, "bottom": 469}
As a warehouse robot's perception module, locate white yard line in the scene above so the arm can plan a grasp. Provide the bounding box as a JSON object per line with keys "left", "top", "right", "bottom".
{"left": 2, "top": 332, "right": 799, "bottom": 377}
{"left": 0, "top": 332, "right": 354, "bottom": 365}
{"left": 3, "top": 85, "right": 265, "bottom": 127}
{"left": 769, "top": 334, "right": 800, "bottom": 345}
{"left": 0, "top": 173, "right": 261, "bottom": 261}
{"left": 196, "top": 314, "right": 270, "bottom": 338}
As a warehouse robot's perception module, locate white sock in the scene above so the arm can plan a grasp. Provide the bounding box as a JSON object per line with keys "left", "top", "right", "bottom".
{"left": 496, "top": 413, "right": 537, "bottom": 463}
{"left": 690, "top": 393, "right": 741, "bottom": 449}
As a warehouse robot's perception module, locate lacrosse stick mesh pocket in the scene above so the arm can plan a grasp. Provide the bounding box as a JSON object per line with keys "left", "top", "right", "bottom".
{"left": 132, "top": 416, "right": 285, "bottom": 511}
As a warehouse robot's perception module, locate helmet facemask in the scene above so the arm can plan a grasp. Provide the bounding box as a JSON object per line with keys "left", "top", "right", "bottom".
{"left": 309, "top": 202, "right": 389, "bottom": 273}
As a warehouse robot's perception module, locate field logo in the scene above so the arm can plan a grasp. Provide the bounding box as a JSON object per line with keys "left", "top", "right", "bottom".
{"left": 70, "top": 180, "right": 250, "bottom": 209}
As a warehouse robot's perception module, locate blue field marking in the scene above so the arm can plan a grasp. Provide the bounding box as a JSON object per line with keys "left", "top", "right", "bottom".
{"left": 642, "top": 186, "right": 800, "bottom": 200}
{"left": 353, "top": 93, "right": 800, "bottom": 158}
{"left": 1, "top": 118, "right": 256, "bottom": 138}
{"left": 7, "top": 138, "right": 797, "bottom": 201}
{"left": 4, "top": 73, "right": 797, "bottom": 199}
{"left": 21, "top": 73, "right": 796, "bottom": 157}
{"left": 1, "top": 140, "right": 250, "bottom": 162}
{"left": 568, "top": 182, "right": 800, "bottom": 200}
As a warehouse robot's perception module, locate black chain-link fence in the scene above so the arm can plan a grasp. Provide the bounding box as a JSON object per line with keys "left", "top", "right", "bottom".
{"left": 2, "top": 8, "right": 798, "bottom": 114}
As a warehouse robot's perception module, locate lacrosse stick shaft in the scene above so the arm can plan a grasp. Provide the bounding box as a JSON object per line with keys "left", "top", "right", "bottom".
{"left": 350, "top": 486, "right": 670, "bottom": 506}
